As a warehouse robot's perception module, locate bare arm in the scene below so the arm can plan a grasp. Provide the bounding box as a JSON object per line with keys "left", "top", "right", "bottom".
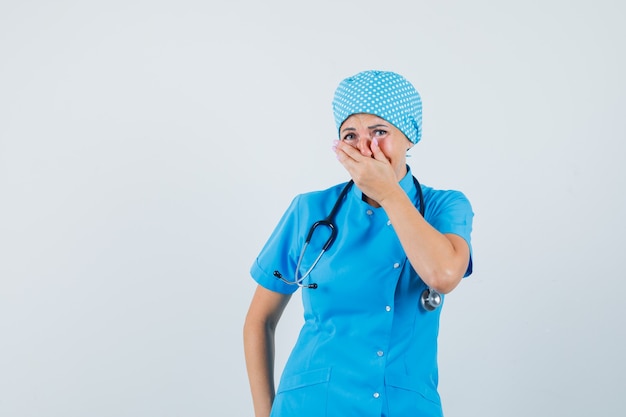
{"left": 243, "top": 285, "right": 292, "bottom": 417}
{"left": 378, "top": 187, "right": 470, "bottom": 293}
{"left": 334, "top": 138, "right": 470, "bottom": 293}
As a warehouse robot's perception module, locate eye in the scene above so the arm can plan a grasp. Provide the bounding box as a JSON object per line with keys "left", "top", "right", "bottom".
{"left": 342, "top": 133, "right": 356, "bottom": 142}
{"left": 373, "top": 129, "right": 388, "bottom": 137}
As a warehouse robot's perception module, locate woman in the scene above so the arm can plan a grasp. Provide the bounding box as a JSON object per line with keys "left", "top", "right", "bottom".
{"left": 243, "top": 70, "right": 473, "bottom": 417}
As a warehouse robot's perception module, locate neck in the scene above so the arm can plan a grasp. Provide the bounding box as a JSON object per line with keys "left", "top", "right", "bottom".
{"left": 362, "top": 194, "right": 381, "bottom": 208}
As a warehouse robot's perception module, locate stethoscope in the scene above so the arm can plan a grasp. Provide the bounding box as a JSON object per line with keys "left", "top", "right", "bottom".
{"left": 273, "top": 176, "right": 442, "bottom": 312}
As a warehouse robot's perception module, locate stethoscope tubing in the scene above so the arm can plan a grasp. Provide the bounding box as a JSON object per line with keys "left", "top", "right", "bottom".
{"left": 287, "top": 180, "right": 353, "bottom": 287}
{"left": 274, "top": 176, "right": 441, "bottom": 312}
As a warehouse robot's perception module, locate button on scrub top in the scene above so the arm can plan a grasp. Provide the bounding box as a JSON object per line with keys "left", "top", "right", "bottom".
{"left": 250, "top": 168, "right": 474, "bottom": 417}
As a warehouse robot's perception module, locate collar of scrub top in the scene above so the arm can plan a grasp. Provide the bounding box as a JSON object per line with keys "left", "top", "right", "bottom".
{"left": 350, "top": 166, "right": 421, "bottom": 210}
{"left": 273, "top": 166, "right": 425, "bottom": 290}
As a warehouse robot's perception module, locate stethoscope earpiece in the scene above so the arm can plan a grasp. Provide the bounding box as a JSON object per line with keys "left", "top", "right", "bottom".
{"left": 420, "top": 288, "right": 442, "bottom": 312}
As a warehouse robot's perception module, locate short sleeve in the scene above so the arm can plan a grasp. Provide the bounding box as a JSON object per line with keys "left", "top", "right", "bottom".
{"left": 250, "top": 195, "right": 303, "bottom": 294}
{"left": 426, "top": 190, "right": 474, "bottom": 277}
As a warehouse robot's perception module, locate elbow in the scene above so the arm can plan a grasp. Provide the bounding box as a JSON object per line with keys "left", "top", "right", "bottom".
{"left": 422, "top": 268, "right": 463, "bottom": 294}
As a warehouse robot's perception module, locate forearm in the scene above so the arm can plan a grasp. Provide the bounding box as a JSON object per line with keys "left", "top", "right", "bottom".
{"left": 380, "top": 186, "right": 468, "bottom": 293}
{"left": 243, "top": 317, "right": 277, "bottom": 417}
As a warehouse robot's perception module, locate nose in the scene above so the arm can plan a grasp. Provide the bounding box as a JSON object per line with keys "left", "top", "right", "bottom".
{"left": 356, "top": 135, "right": 372, "bottom": 156}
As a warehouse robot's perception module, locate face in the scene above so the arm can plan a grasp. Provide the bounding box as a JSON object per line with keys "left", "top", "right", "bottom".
{"left": 339, "top": 113, "right": 413, "bottom": 179}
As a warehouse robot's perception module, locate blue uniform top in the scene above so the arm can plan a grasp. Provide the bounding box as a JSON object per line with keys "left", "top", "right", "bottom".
{"left": 250, "top": 167, "right": 474, "bottom": 417}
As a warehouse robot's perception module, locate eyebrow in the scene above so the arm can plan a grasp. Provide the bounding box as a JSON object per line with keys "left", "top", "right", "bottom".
{"left": 341, "top": 124, "right": 389, "bottom": 133}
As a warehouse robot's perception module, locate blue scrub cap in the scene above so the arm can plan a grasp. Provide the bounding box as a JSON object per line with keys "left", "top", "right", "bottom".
{"left": 332, "top": 70, "right": 423, "bottom": 144}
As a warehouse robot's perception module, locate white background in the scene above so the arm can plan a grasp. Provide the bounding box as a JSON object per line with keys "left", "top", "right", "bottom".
{"left": 1, "top": 0, "right": 625, "bottom": 416}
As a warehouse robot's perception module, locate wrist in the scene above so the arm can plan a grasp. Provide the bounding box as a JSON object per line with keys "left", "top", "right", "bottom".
{"left": 377, "top": 184, "right": 407, "bottom": 208}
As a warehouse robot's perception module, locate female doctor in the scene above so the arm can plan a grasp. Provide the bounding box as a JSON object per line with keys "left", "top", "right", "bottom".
{"left": 243, "top": 70, "right": 473, "bottom": 417}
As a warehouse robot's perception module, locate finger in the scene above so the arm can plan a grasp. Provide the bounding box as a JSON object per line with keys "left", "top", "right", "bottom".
{"left": 335, "top": 146, "right": 358, "bottom": 170}
{"left": 333, "top": 143, "right": 364, "bottom": 178}
{"left": 371, "top": 138, "right": 390, "bottom": 163}
{"left": 333, "top": 141, "right": 353, "bottom": 166}
{"left": 335, "top": 140, "right": 364, "bottom": 162}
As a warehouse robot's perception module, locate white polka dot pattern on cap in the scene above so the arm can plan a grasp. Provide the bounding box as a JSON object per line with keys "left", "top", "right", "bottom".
{"left": 332, "top": 70, "right": 423, "bottom": 144}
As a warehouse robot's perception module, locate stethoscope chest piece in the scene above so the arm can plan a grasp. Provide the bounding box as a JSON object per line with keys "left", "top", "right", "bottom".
{"left": 420, "top": 288, "right": 442, "bottom": 312}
